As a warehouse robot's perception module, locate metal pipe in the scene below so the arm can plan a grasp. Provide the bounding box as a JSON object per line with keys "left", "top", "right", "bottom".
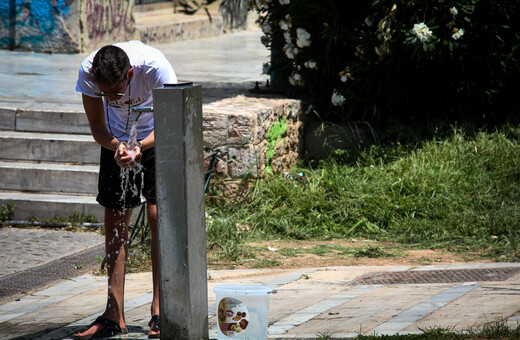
{"left": 131, "top": 106, "right": 154, "bottom": 121}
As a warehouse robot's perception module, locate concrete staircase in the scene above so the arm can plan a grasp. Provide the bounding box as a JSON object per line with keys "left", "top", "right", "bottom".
{"left": 0, "top": 91, "right": 305, "bottom": 223}
{"left": 0, "top": 110, "right": 104, "bottom": 221}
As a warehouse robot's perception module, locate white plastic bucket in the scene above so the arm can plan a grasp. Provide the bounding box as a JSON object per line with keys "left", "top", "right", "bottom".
{"left": 214, "top": 284, "right": 273, "bottom": 340}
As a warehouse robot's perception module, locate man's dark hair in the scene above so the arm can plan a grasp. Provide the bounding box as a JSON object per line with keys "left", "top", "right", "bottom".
{"left": 91, "top": 45, "right": 130, "bottom": 87}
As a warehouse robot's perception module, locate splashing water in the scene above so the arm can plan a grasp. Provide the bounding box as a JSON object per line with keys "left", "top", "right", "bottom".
{"left": 120, "top": 120, "right": 143, "bottom": 202}
{"left": 106, "top": 120, "right": 143, "bottom": 316}
{"left": 127, "top": 121, "right": 139, "bottom": 153}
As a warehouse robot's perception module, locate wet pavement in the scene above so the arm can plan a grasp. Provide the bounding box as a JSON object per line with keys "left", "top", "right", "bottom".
{"left": 0, "top": 228, "right": 105, "bottom": 303}
{"left": 1, "top": 225, "right": 519, "bottom": 339}
{"left": 1, "top": 250, "right": 520, "bottom": 340}
{"left": 1, "top": 30, "right": 520, "bottom": 339}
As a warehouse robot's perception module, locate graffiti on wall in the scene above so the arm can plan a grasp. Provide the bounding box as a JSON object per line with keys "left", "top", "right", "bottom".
{"left": 0, "top": 0, "right": 136, "bottom": 52}
{"left": 84, "top": 0, "right": 135, "bottom": 41}
{"left": 0, "top": 0, "right": 71, "bottom": 50}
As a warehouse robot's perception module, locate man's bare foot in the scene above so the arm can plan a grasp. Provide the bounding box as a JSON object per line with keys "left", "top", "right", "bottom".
{"left": 74, "top": 316, "right": 127, "bottom": 339}
{"left": 73, "top": 323, "right": 103, "bottom": 339}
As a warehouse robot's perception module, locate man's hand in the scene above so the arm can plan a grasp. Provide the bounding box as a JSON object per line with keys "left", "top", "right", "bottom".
{"left": 114, "top": 142, "right": 142, "bottom": 168}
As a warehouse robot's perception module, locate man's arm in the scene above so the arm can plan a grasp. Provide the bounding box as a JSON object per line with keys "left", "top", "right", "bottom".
{"left": 82, "top": 93, "right": 140, "bottom": 167}
{"left": 82, "top": 93, "right": 119, "bottom": 151}
{"left": 140, "top": 131, "right": 154, "bottom": 151}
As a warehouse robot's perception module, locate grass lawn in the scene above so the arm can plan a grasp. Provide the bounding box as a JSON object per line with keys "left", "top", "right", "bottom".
{"left": 205, "top": 124, "right": 520, "bottom": 265}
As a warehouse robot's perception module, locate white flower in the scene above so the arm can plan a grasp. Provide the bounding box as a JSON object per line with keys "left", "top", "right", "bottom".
{"left": 296, "top": 28, "right": 311, "bottom": 48}
{"left": 283, "top": 43, "right": 299, "bottom": 59}
{"left": 339, "top": 67, "right": 352, "bottom": 82}
{"left": 304, "top": 60, "right": 317, "bottom": 69}
{"left": 279, "top": 14, "right": 292, "bottom": 31}
{"left": 279, "top": 19, "right": 291, "bottom": 31}
{"left": 331, "top": 90, "right": 346, "bottom": 107}
{"left": 365, "top": 16, "right": 373, "bottom": 27}
{"left": 261, "top": 21, "right": 272, "bottom": 34}
{"left": 412, "top": 22, "right": 433, "bottom": 43}
{"left": 279, "top": 0, "right": 290, "bottom": 4}
{"left": 452, "top": 28, "right": 465, "bottom": 40}
{"left": 284, "top": 31, "right": 292, "bottom": 44}
{"left": 289, "top": 72, "right": 303, "bottom": 86}
{"left": 450, "top": 7, "right": 458, "bottom": 16}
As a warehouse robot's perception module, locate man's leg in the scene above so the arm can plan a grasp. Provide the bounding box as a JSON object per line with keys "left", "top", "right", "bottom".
{"left": 147, "top": 203, "right": 160, "bottom": 337}
{"left": 73, "top": 207, "right": 130, "bottom": 338}
{"left": 139, "top": 147, "right": 160, "bottom": 337}
{"left": 103, "top": 207, "right": 131, "bottom": 326}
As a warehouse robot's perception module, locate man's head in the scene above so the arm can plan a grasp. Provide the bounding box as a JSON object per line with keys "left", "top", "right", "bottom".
{"left": 91, "top": 45, "right": 133, "bottom": 98}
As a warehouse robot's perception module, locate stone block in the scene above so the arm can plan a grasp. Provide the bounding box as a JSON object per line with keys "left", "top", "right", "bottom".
{"left": 0, "top": 108, "right": 16, "bottom": 131}
{"left": 138, "top": 16, "right": 223, "bottom": 45}
{"left": 0, "top": 131, "right": 98, "bottom": 163}
{"left": 203, "top": 112, "right": 230, "bottom": 147}
{"left": 228, "top": 113, "right": 256, "bottom": 144}
{"left": 203, "top": 95, "right": 303, "bottom": 180}
{"left": 227, "top": 146, "right": 261, "bottom": 178}
{"left": 16, "top": 110, "right": 91, "bottom": 134}
{"left": 0, "top": 162, "right": 98, "bottom": 194}
{"left": 0, "top": 192, "right": 103, "bottom": 221}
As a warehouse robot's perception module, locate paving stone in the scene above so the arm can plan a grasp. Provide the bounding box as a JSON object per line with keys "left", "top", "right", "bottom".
{"left": 0, "top": 228, "right": 103, "bottom": 278}
{"left": 351, "top": 267, "right": 520, "bottom": 285}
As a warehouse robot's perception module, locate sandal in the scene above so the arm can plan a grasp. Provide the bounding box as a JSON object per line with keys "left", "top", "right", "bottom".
{"left": 148, "top": 314, "right": 160, "bottom": 339}
{"left": 74, "top": 316, "right": 128, "bottom": 339}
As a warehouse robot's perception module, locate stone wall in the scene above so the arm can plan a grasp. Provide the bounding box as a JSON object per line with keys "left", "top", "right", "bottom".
{"left": 138, "top": 16, "right": 221, "bottom": 45}
{"left": 0, "top": 0, "right": 81, "bottom": 52}
{"left": 203, "top": 95, "right": 304, "bottom": 190}
{"left": 78, "top": 0, "right": 137, "bottom": 53}
{"left": 0, "top": 0, "right": 252, "bottom": 53}
{"left": 0, "top": 0, "right": 136, "bottom": 53}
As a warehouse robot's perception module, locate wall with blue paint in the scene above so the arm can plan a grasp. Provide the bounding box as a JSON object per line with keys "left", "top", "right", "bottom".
{"left": 0, "top": 0, "right": 136, "bottom": 53}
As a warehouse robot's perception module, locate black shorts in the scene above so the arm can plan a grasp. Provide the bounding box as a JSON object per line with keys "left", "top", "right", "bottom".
{"left": 96, "top": 146, "right": 156, "bottom": 209}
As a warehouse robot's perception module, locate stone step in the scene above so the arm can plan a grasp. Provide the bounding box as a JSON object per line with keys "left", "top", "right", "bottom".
{"left": 0, "top": 131, "right": 98, "bottom": 164}
{"left": 2, "top": 83, "right": 256, "bottom": 135}
{"left": 0, "top": 91, "right": 304, "bottom": 220}
{"left": 12, "top": 108, "right": 90, "bottom": 134}
{"left": 0, "top": 191, "right": 104, "bottom": 221}
{"left": 0, "top": 161, "right": 98, "bottom": 195}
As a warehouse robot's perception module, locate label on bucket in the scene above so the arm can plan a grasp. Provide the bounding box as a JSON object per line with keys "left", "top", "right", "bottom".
{"left": 217, "top": 297, "right": 250, "bottom": 337}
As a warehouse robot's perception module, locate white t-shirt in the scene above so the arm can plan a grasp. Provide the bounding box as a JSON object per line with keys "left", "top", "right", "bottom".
{"left": 76, "top": 41, "right": 177, "bottom": 141}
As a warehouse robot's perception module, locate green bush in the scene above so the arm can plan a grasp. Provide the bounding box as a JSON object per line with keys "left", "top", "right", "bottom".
{"left": 249, "top": 0, "right": 520, "bottom": 125}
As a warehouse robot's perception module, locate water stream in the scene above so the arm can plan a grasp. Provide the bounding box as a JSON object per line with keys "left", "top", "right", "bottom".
{"left": 119, "top": 120, "right": 143, "bottom": 202}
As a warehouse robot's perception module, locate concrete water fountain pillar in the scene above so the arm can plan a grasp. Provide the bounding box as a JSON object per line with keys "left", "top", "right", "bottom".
{"left": 153, "top": 83, "right": 208, "bottom": 339}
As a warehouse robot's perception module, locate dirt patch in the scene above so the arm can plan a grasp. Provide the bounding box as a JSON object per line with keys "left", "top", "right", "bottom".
{"left": 207, "top": 239, "right": 489, "bottom": 270}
